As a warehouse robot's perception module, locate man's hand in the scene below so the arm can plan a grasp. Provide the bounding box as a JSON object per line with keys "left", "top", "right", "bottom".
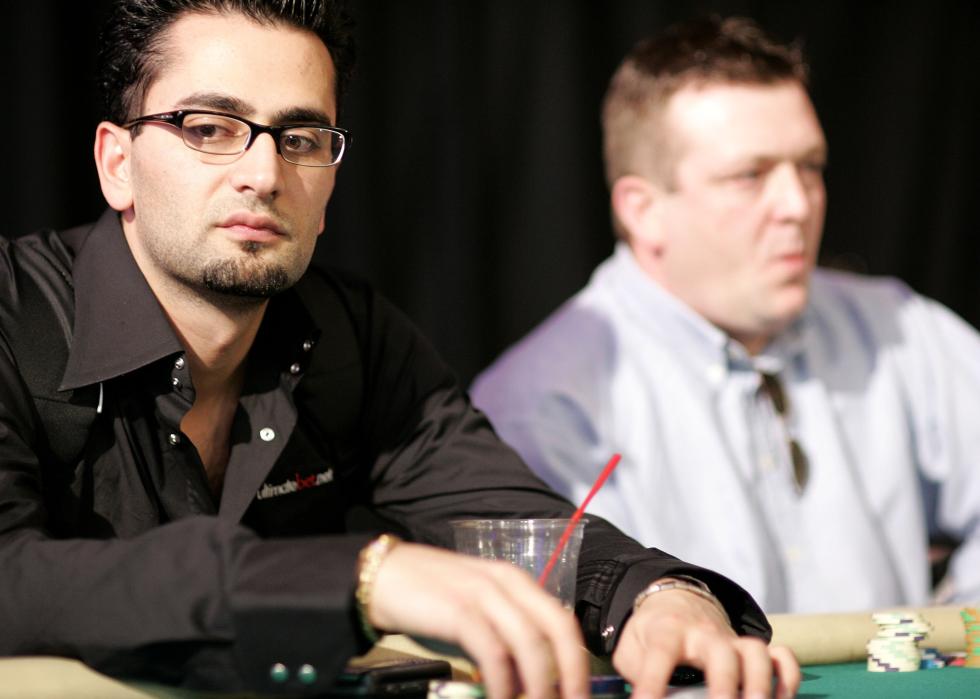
{"left": 368, "top": 542, "right": 589, "bottom": 699}
{"left": 612, "top": 587, "right": 800, "bottom": 699}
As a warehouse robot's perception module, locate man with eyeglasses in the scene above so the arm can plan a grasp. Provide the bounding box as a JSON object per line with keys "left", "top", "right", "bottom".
{"left": 473, "top": 16, "right": 980, "bottom": 616}
{"left": 0, "top": 2, "right": 800, "bottom": 698}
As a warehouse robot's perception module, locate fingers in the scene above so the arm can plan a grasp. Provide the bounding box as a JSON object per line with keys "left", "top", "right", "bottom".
{"left": 622, "top": 632, "right": 682, "bottom": 699}
{"left": 727, "top": 637, "right": 771, "bottom": 699}
{"left": 452, "top": 609, "right": 518, "bottom": 699}
{"left": 480, "top": 561, "right": 589, "bottom": 699}
{"left": 700, "top": 635, "right": 741, "bottom": 699}
{"left": 614, "top": 589, "right": 800, "bottom": 699}
{"left": 614, "top": 589, "right": 735, "bottom": 698}
{"left": 625, "top": 634, "right": 793, "bottom": 699}
{"left": 545, "top": 616, "right": 590, "bottom": 699}
{"left": 701, "top": 638, "right": 799, "bottom": 699}
{"left": 369, "top": 544, "right": 587, "bottom": 699}
{"left": 769, "top": 645, "right": 801, "bottom": 699}
{"left": 469, "top": 563, "right": 563, "bottom": 699}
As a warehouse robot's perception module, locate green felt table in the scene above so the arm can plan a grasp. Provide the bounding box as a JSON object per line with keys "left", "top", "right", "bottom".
{"left": 4, "top": 650, "right": 979, "bottom": 698}
{"left": 798, "top": 662, "right": 978, "bottom": 698}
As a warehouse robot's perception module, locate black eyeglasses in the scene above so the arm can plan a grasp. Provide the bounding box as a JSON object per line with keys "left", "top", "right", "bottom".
{"left": 122, "top": 109, "right": 350, "bottom": 167}
{"left": 759, "top": 372, "right": 810, "bottom": 495}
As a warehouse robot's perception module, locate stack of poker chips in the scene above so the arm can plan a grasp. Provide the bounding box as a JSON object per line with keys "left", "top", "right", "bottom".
{"left": 866, "top": 610, "right": 933, "bottom": 672}
{"left": 960, "top": 607, "right": 980, "bottom": 668}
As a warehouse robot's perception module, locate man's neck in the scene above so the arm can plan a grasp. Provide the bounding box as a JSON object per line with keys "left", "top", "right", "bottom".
{"left": 730, "top": 333, "right": 770, "bottom": 357}
{"left": 170, "top": 296, "right": 265, "bottom": 392}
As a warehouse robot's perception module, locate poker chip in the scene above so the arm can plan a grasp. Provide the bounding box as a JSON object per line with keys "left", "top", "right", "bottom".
{"left": 427, "top": 680, "right": 486, "bottom": 699}
{"left": 947, "top": 651, "right": 968, "bottom": 667}
{"left": 958, "top": 607, "right": 980, "bottom": 669}
{"left": 866, "top": 610, "right": 933, "bottom": 673}
{"left": 920, "top": 647, "right": 948, "bottom": 670}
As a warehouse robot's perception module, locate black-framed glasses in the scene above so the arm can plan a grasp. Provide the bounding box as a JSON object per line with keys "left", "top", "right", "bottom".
{"left": 122, "top": 109, "right": 350, "bottom": 167}
{"left": 759, "top": 372, "right": 810, "bottom": 495}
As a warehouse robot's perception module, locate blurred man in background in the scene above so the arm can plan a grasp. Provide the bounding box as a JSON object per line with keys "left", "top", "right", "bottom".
{"left": 473, "top": 15, "right": 980, "bottom": 614}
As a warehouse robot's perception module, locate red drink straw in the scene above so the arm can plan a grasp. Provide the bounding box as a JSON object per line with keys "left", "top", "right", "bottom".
{"left": 537, "top": 453, "right": 622, "bottom": 587}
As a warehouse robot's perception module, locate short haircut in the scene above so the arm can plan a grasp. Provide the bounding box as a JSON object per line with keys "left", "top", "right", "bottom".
{"left": 97, "top": 0, "right": 355, "bottom": 124}
{"left": 601, "top": 16, "right": 809, "bottom": 190}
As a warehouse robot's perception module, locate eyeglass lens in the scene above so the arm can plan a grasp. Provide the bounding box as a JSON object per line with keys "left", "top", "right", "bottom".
{"left": 181, "top": 113, "right": 344, "bottom": 166}
{"left": 760, "top": 372, "right": 810, "bottom": 494}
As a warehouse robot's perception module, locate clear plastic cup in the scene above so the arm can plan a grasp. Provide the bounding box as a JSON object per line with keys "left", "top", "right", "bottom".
{"left": 449, "top": 518, "right": 586, "bottom": 608}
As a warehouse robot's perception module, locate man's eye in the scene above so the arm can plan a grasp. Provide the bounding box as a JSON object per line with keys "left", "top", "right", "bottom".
{"left": 728, "top": 169, "right": 764, "bottom": 184}
{"left": 800, "top": 160, "right": 826, "bottom": 175}
{"left": 184, "top": 120, "right": 240, "bottom": 142}
{"left": 188, "top": 125, "right": 218, "bottom": 139}
{"left": 281, "top": 131, "right": 323, "bottom": 154}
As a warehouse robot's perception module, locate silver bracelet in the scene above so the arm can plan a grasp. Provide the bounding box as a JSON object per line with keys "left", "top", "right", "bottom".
{"left": 633, "top": 578, "right": 730, "bottom": 623}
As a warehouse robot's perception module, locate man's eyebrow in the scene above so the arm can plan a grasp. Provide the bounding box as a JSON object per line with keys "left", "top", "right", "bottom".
{"left": 174, "top": 92, "right": 253, "bottom": 114}
{"left": 804, "top": 144, "right": 829, "bottom": 162}
{"left": 272, "top": 107, "right": 335, "bottom": 126}
{"left": 171, "top": 93, "right": 334, "bottom": 126}
{"left": 728, "top": 144, "right": 829, "bottom": 167}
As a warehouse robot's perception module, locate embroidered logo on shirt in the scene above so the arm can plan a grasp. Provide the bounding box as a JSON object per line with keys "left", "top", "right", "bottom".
{"left": 256, "top": 469, "right": 334, "bottom": 500}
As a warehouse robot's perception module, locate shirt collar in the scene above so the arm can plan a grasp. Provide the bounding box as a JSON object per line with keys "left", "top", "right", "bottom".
{"left": 61, "top": 210, "right": 182, "bottom": 391}
{"left": 604, "top": 242, "right": 808, "bottom": 379}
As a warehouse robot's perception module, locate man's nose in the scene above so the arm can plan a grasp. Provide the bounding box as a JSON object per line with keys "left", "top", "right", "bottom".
{"left": 770, "top": 163, "right": 818, "bottom": 221}
{"left": 228, "top": 132, "right": 284, "bottom": 199}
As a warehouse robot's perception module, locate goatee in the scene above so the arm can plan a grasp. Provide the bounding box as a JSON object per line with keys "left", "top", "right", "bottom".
{"left": 202, "top": 257, "right": 290, "bottom": 298}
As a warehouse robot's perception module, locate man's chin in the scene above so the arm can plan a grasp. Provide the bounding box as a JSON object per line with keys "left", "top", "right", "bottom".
{"left": 765, "top": 291, "right": 810, "bottom": 330}
{"left": 201, "top": 260, "right": 293, "bottom": 299}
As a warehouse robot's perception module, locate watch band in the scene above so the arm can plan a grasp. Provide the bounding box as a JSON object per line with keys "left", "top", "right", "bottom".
{"left": 633, "top": 578, "right": 730, "bottom": 623}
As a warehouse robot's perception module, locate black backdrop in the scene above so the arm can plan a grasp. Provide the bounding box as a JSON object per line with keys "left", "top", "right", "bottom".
{"left": 4, "top": 1, "right": 978, "bottom": 384}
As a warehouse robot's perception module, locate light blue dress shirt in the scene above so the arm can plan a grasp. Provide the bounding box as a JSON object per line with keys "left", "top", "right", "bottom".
{"left": 472, "top": 243, "right": 980, "bottom": 613}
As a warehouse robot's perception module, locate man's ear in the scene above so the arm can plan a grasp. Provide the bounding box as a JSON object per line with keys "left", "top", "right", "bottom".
{"left": 611, "top": 175, "right": 667, "bottom": 254}
{"left": 94, "top": 122, "right": 134, "bottom": 212}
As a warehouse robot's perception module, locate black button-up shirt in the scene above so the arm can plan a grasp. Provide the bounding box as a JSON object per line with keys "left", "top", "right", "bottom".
{"left": 0, "top": 211, "right": 769, "bottom": 693}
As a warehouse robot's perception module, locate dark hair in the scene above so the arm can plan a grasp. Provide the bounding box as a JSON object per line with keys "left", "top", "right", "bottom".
{"left": 97, "top": 0, "right": 355, "bottom": 124}
{"left": 602, "top": 16, "right": 808, "bottom": 188}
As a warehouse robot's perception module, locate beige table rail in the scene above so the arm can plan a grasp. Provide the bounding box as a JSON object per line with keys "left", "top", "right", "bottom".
{"left": 769, "top": 604, "right": 969, "bottom": 665}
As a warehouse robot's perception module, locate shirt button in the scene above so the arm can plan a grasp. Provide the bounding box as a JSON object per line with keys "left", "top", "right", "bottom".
{"left": 171, "top": 377, "right": 181, "bottom": 389}
{"left": 168, "top": 433, "right": 181, "bottom": 446}
{"left": 302, "top": 339, "right": 315, "bottom": 352}
{"left": 785, "top": 546, "right": 803, "bottom": 563}
{"left": 270, "top": 663, "right": 289, "bottom": 683}
{"left": 706, "top": 364, "right": 725, "bottom": 384}
{"left": 259, "top": 427, "right": 276, "bottom": 442}
{"left": 298, "top": 664, "right": 318, "bottom": 685}
{"left": 289, "top": 362, "right": 302, "bottom": 375}
{"left": 174, "top": 356, "right": 185, "bottom": 370}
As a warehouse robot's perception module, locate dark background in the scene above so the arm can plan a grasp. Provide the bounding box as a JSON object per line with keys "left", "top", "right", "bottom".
{"left": 4, "top": 1, "right": 978, "bottom": 384}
